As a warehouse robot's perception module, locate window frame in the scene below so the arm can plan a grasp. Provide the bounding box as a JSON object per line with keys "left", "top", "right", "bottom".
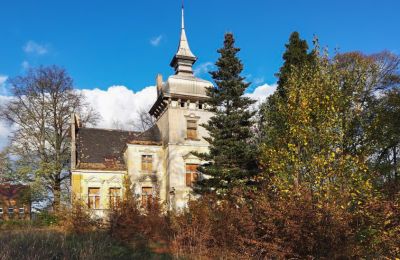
{"left": 141, "top": 154, "right": 153, "bottom": 173}
{"left": 186, "top": 119, "right": 198, "bottom": 140}
{"left": 109, "top": 187, "right": 121, "bottom": 209}
{"left": 185, "top": 163, "right": 199, "bottom": 187}
{"left": 141, "top": 186, "right": 153, "bottom": 207}
{"left": 88, "top": 187, "right": 101, "bottom": 209}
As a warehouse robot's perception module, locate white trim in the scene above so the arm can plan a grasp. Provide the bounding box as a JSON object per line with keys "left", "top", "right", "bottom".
{"left": 127, "top": 143, "right": 163, "bottom": 149}
{"left": 72, "top": 170, "right": 126, "bottom": 174}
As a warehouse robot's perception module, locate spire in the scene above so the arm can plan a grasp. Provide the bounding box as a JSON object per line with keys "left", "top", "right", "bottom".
{"left": 181, "top": 0, "right": 184, "bottom": 29}
{"left": 170, "top": 2, "right": 197, "bottom": 76}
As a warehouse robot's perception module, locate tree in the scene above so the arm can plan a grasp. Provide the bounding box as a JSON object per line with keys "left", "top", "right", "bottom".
{"left": 276, "top": 31, "right": 315, "bottom": 100}
{"left": 1, "top": 65, "right": 99, "bottom": 210}
{"left": 334, "top": 51, "right": 400, "bottom": 195}
{"left": 260, "top": 49, "right": 373, "bottom": 209}
{"left": 259, "top": 32, "right": 315, "bottom": 145}
{"left": 194, "top": 33, "right": 258, "bottom": 195}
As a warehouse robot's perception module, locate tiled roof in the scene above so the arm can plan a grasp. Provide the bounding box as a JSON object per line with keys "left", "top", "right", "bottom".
{"left": 76, "top": 126, "right": 162, "bottom": 170}
{"left": 0, "top": 184, "right": 29, "bottom": 200}
{"left": 128, "top": 125, "right": 162, "bottom": 145}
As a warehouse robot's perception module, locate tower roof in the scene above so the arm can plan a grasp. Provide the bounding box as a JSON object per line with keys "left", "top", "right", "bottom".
{"left": 170, "top": 4, "right": 197, "bottom": 76}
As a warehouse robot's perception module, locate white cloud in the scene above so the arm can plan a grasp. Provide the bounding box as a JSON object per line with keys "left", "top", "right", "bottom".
{"left": 0, "top": 95, "right": 14, "bottom": 149}
{"left": 0, "top": 82, "right": 276, "bottom": 150}
{"left": 21, "top": 61, "right": 30, "bottom": 70}
{"left": 150, "top": 35, "right": 163, "bottom": 47}
{"left": 0, "top": 75, "right": 7, "bottom": 87}
{"left": 245, "top": 83, "right": 277, "bottom": 105}
{"left": 0, "top": 75, "right": 9, "bottom": 96}
{"left": 194, "top": 62, "right": 214, "bottom": 76}
{"left": 81, "top": 85, "right": 157, "bottom": 130}
{"left": 23, "top": 40, "right": 48, "bottom": 55}
{"left": 252, "top": 77, "right": 265, "bottom": 85}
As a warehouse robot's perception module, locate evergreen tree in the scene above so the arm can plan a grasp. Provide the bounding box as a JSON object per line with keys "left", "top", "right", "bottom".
{"left": 276, "top": 31, "right": 315, "bottom": 99}
{"left": 259, "top": 31, "right": 315, "bottom": 146}
{"left": 195, "top": 33, "right": 258, "bottom": 195}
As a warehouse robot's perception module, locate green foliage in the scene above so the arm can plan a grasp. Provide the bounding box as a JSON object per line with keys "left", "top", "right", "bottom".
{"left": 275, "top": 31, "right": 316, "bottom": 100}
{"left": 261, "top": 49, "right": 373, "bottom": 209}
{"left": 194, "top": 33, "right": 258, "bottom": 195}
{"left": 36, "top": 211, "right": 60, "bottom": 226}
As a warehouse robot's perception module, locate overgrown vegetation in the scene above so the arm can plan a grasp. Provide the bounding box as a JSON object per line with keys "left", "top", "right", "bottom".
{"left": 1, "top": 31, "right": 399, "bottom": 259}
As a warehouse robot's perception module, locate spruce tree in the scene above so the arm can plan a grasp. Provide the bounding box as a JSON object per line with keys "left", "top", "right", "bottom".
{"left": 276, "top": 31, "right": 314, "bottom": 99}
{"left": 194, "top": 33, "right": 258, "bottom": 195}
{"left": 259, "top": 32, "right": 315, "bottom": 145}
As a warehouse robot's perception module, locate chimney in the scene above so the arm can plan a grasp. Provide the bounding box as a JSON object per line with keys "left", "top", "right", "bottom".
{"left": 156, "top": 74, "right": 163, "bottom": 96}
{"left": 70, "top": 113, "right": 77, "bottom": 170}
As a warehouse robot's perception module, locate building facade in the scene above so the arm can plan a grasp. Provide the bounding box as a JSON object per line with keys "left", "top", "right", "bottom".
{"left": 0, "top": 184, "right": 31, "bottom": 221}
{"left": 70, "top": 7, "right": 213, "bottom": 218}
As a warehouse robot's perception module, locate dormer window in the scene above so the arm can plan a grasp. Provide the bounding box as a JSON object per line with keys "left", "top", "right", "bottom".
{"left": 187, "top": 120, "right": 198, "bottom": 140}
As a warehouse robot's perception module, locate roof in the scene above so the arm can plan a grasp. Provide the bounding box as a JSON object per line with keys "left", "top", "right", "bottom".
{"left": 76, "top": 128, "right": 139, "bottom": 171}
{"left": 128, "top": 125, "right": 162, "bottom": 145}
{"left": 0, "top": 184, "right": 30, "bottom": 200}
{"left": 76, "top": 126, "right": 162, "bottom": 171}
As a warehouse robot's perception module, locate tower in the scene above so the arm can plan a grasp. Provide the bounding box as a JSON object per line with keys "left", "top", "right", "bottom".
{"left": 149, "top": 4, "right": 214, "bottom": 209}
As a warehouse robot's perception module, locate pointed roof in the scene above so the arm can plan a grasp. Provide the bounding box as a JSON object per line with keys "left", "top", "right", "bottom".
{"left": 175, "top": 7, "right": 195, "bottom": 58}
{"left": 170, "top": 4, "right": 197, "bottom": 75}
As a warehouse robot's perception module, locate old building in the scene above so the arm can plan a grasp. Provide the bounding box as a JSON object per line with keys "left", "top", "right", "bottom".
{"left": 0, "top": 184, "right": 31, "bottom": 221}
{"left": 70, "top": 6, "right": 213, "bottom": 218}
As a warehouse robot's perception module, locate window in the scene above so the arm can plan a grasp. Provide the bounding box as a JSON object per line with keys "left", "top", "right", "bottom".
{"left": 0, "top": 208, "right": 3, "bottom": 218}
{"left": 187, "top": 120, "right": 198, "bottom": 140}
{"left": 186, "top": 164, "right": 199, "bottom": 187}
{"left": 141, "top": 155, "right": 153, "bottom": 172}
{"left": 19, "top": 207, "right": 24, "bottom": 218}
{"left": 88, "top": 188, "right": 101, "bottom": 209}
{"left": 8, "top": 207, "right": 14, "bottom": 215}
{"left": 141, "top": 187, "right": 153, "bottom": 207}
{"left": 109, "top": 188, "right": 121, "bottom": 208}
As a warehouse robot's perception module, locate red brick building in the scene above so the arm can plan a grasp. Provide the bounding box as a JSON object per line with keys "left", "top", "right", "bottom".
{"left": 0, "top": 184, "right": 31, "bottom": 220}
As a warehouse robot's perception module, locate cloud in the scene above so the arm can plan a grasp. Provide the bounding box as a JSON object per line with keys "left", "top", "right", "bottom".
{"left": 21, "top": 61, "right": 30, "bottom": 70}
{"left": 245, "top": 83, "right": 277, "bottom": 104}
{"left": 80, "top": 85, "right": 157, "bottom": 130}
{"left": 0, "top": 75, "right": 7, "bottom": 87}
{"left": 194, "top": 62, "right": 214, "bottom": 76}
{"left": 23, "top": 41, "right": 48, "bottom": 55}
{"left": 0, "top": 75, "right": 8, "bottom": 96}
{"left": 150, "top": 35, "right": 163, "bottom": 47}
{"left": 252, "top": 77, "right": 265, "bottom": 85}
{"left": 0, "top": 82, "right": 277, "bottom": 150}
{"left": 0, "top": 95, "right": 14, "bottom": 149}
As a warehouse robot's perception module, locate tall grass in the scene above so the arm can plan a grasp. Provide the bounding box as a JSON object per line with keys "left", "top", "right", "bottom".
{"left": 0, "top": 229, "right": 138, "bottom": 260}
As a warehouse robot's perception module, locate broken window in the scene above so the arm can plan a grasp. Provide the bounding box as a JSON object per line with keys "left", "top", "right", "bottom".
{"left": 141, "top": 155, "right": 153, "bottom": 172}
{"left": 187, "top": 120, "right": 198, "bottom": 140}
{"left": 141, "top": 187, "right": 153, "bottom": 207}
{"left": 109, "top": 187, "right": 121, "bottom": 208}
{"left": 88, "top": 188, "right": 101, "bottom": 209}
{"left": 185, "top": 164, "right": 199, "bottom": 187}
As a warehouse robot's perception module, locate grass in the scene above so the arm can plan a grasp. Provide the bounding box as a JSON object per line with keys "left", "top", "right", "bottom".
{"left": 0, "top": 227, "right": 172, "bottom": 260}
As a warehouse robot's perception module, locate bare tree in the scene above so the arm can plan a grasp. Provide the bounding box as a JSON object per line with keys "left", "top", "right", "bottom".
{"left": 129, "top": 106, "right": 155, "bottom": 132}
{"left": 0, "top": 65, "right": 99, "bottom": 210}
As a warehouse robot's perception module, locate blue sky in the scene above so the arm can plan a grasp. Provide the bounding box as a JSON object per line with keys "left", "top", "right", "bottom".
{"left": 0, "top": 0, "right": 399, "bottom": 92}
